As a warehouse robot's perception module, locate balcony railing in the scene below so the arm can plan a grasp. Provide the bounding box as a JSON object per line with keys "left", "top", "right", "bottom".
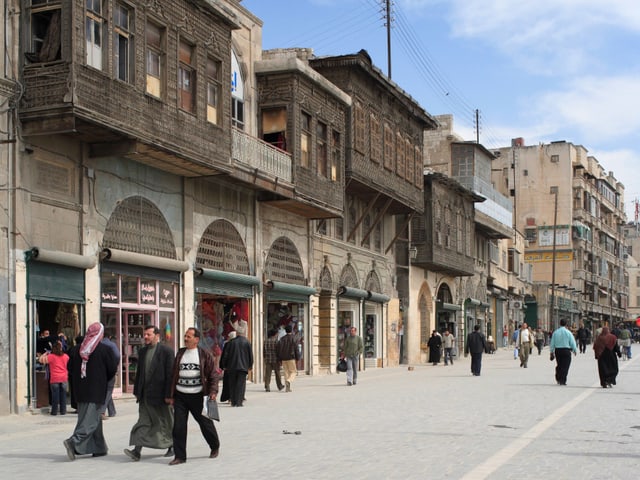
{"left": 232, "top": 128, "right": 292, "bottom": 183}
{"left": 455, "top": 175, "right": 513, "bottom": 228}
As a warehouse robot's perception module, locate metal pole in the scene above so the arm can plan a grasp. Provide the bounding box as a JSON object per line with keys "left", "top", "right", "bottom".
{"left": 550, "top": 187, "right": 558, "bottom": 331}
{"left": 386, "top": 0, "right": 392, "bottom": 78}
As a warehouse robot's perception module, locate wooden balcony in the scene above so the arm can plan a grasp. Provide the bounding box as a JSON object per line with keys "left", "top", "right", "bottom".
{"left": 19, "top": 62, "right": 232, "bottom": 177}
{"left": 229, "top": 128, "right": 342, "bottom": 219}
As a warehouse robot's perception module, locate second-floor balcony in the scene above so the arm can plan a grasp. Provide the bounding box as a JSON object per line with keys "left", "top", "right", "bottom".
{"left": 455, "top": 176, "right": 512, "bottom": 238}
{"left": 229, "top": 128, "right": 342, "bottom": 219}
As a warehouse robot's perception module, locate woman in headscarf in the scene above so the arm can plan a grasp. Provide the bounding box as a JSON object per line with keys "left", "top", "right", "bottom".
{"left": 427, "top": 331, "right": 442, "bottom": 366}
{"left": 593, "top": 326, "right": 621, "bottom": 388}
{"left": 63, "top": 323, "right": 118, "bottom": 461}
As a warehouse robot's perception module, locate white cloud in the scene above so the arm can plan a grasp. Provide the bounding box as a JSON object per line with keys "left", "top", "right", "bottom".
{"left": 444, "top": 0, "right": 640, "bottom": 74}
{"left": 534, "top": 75, "right": 640, "bottom": 141}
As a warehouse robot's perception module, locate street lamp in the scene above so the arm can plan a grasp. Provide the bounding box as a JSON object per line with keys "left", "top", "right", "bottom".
{"left": 549, "top": 186, "right": 559, "bottom": 331}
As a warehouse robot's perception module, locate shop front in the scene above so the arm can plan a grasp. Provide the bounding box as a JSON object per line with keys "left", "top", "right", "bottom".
{"left": 337, "top": 286, "right": 368, "bottom": 362}
{"left": 265, "top": 281, "right": 317, "bottom": 372}
{"left": 194, "top": 268, "right": 259, "bottom": 366}
{"left": 363, "top": 291, "right": 390, "bottom": 368}
{"left": 25, "top": 248, "right": 96, "bottom": 409}
{"left": 99, "top": 248, "right": 188, "bottom": 394}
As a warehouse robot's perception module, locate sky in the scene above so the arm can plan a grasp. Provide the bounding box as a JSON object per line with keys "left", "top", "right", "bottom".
{"left": 241, "top": 0, "right": 640, "bottom": 220}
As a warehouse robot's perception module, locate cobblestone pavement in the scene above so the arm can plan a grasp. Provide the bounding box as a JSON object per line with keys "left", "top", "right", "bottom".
{"left": 1, "top": 346, "right": 638, "bottom": 479}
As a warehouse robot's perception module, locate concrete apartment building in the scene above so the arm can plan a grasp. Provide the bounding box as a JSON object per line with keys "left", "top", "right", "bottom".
{"left": 493, "top": 140, "right": 628, "bottom": 332}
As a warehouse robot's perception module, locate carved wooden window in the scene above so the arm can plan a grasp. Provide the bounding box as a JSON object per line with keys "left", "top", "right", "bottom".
{"left": 145, "top": 22, "right": 165, "bottom": 98}
{"left": 331, "top": 130, "right": 340, "bottom": 182}
{"left": 178, "top": 40, "right": 196, "bottom": 113}
{"left": 114, "top": 2, "right": 133, "bottom": 82}
{"left": 362, "top": 213, "right": 371, "bottom": 249}
{"left": 383, "top": 124, "right": 394, "bottom": 171}
{"left": 300, "top": 112, "right": 311, "bottom": 168}
{"left": 404, "top": 139, "right": 413, "bottom": 182}
{"left": 354, "top": 102, "right": 366, "bottom": 153}
{"left": 457, "top": 212, "right": 463, "bottom": 253}
{"left": 373, "top": 208, "right": 382, "bottom": 252}
{"left": 334, "top": 217, "right": 344, "bottom": 241}
{"left": 414, "top": 146, "right": 423, "bottom": 187}
{"left": 85, "top": 0, "right": 104, "bottom": 70}
{"left": 28, "top": 1, "right": 62, "bottom": 63}
{"left": 347, "top": 197, "right": 357, "bottom": 245}
{"left": 370, "top": 113, "right": 381, "bottom": 163}
{"left": 262, "top": 108, "right": 287, "bottom": 150}
{"left": 316, "top": 121, "right": 328, "bottom": 177}
{"left": 207, "top": 57, "right": 221, "bottom": 124}
{"left": 231, "top": 52, "right": 245, "bottom": 129}
{"left": 396, "top": 132, "right": 405, "bottom": 179}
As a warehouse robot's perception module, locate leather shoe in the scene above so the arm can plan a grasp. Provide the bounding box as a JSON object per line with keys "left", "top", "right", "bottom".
{"left": 169, "top": 458, "right": 185, "bottom": 466}
{"left": 210, "top": 449, "right": 219, "bottom": 458}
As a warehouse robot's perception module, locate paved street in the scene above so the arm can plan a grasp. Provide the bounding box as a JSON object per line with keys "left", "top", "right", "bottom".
{"left": 1, "top": 346, "right": 638, "bottom": 479}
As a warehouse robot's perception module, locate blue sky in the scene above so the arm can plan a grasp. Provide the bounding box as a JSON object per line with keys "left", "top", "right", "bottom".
{"left": 241, "top": 0, "right": 640, "bottom": 220}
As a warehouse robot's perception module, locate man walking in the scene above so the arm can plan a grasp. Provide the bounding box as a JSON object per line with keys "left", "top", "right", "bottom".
{"left": 465, "top": 325, "right": 487, "bottom": 376}
{"left": 168, "top": 328, "right": 220, "bottom": 465}
{"left": 442, "top": 330, "right": 456, "bottom": 365}
{"left": 576, "top": 323, "right": 589, "bottom": 354}
{"left": 219, "top": 324, "right": 253, "bottom": 407}
{"left": 549, "top": 319, "right": 578, "bottom": 386}
{"left": 124, "top": 325, "right": 175, "bottom": 461}
{"left": 343, "top": 327, "right": 364, "bottom": 386}
{"left": 63, "top": 323, "right": 118, "bottom": 461}
{"left": 263, "top": 328, "right": 284, "bottom": 392}
{"left": 277, "top": 324, "right": 299, "bottom": 392}
{"left": 517, "top": 323, "right": 533, "bottom": 368}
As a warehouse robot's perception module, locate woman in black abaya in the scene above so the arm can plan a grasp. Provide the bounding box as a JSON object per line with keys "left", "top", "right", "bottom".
{"left": 593, "top": 327, "right": 621, "bottom": 388}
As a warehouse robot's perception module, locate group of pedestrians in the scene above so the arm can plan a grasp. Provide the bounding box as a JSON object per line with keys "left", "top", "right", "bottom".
{"left": 63, "top": 324, "right": 223, "bottom": 466}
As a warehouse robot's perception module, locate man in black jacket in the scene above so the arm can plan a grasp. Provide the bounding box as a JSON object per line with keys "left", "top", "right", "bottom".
{"left": 465, "top": 325, "right": 488, "bottom": 376}
{"left": 277, "top": 324, "right": 299, "bottom": 392}
{"left": 220, "top": 325, "right": 253, "bottom": 407}
{"left": 124, "top": 325, "right": 175, "bottom": 461}
{"left": 63, "top": 323, "right": 118, "bottom": 461}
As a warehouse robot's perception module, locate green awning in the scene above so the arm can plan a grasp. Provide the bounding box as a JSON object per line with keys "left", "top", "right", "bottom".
{"left": 337, "top": 286, "right": 369, "bottom": 299}
{"left": 438, "top": 302, "right": 462, "bottom": 311}
{"left": 195, "top": 268, "right": 260, "bottom": 298}
{"left": 265, "top": 281, "right": 318, "bottom": 303}
{"left": 26, "top": 258, "right": 86, "bottom": 303}
{"left": 366, "top": 291, "right": 390, "bottom": 303}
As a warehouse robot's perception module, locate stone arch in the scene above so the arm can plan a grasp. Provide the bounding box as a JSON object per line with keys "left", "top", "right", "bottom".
{"left": 103, "top": 195, "right": 176, "bottom": 258}
{"left": 319, "top": 265, "right": 333, "bottom": 292}
{"left": 339, "top": 264, "right": 359, "bottom": 288}
{"left": 418, "top": 282, "right": 433, "bottom": 350}
{"left": 264, "top": 236, "right": 305, "bottom": 284}
{"left": 196, "top": 219, "right": 250, "bottom": 274}
{"left": 364, "top": 270, "right": 381, "bottom": 293}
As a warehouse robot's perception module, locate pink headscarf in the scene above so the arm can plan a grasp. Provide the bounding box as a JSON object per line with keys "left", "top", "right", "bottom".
{"left": 79, "top": 323, "right": 104, "bottom": 378}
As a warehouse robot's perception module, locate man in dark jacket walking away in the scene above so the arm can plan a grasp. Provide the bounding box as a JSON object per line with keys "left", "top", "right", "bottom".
{"left": 124, "top": 325, "right": 175, "bottom": 461}
{"left": 277, "top": 324, "right": 299, "bottom": 392}
{"left": 465, "top": 325, "right": 487, "bottom": 376}
{"left": 220, "top": 324, "right": 253, "bottom": 407}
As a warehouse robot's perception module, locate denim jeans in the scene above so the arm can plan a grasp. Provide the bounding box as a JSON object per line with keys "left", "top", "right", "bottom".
{"left": 50, "top": 382, "right": 67, "bottom": 415}
{"left": 346, "top": 355, "right": 359, "bottom": 384}
{"left": 444, "top": 348, "right": 454, "bottom": 365}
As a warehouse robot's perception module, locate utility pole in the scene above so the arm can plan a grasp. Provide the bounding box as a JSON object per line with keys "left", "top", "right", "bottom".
{"left": 385, "top": 0, "right": 392, "bottom": 78}
{"left": 550, "top": 186, "right": 559, "bottom": 331}
{"left": 475, "top": 109, "right": 480, "bottom": 144}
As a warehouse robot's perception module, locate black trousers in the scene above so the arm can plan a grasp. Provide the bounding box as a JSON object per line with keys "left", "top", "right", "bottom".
{"left": 172, "top": 392, "right": 219, "bottom": 461}
{"left": 470, "top": 353, "right": 483, "bottom": 375}
{"left": 554, "top": 348, "right": 572, "bottom": 384}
